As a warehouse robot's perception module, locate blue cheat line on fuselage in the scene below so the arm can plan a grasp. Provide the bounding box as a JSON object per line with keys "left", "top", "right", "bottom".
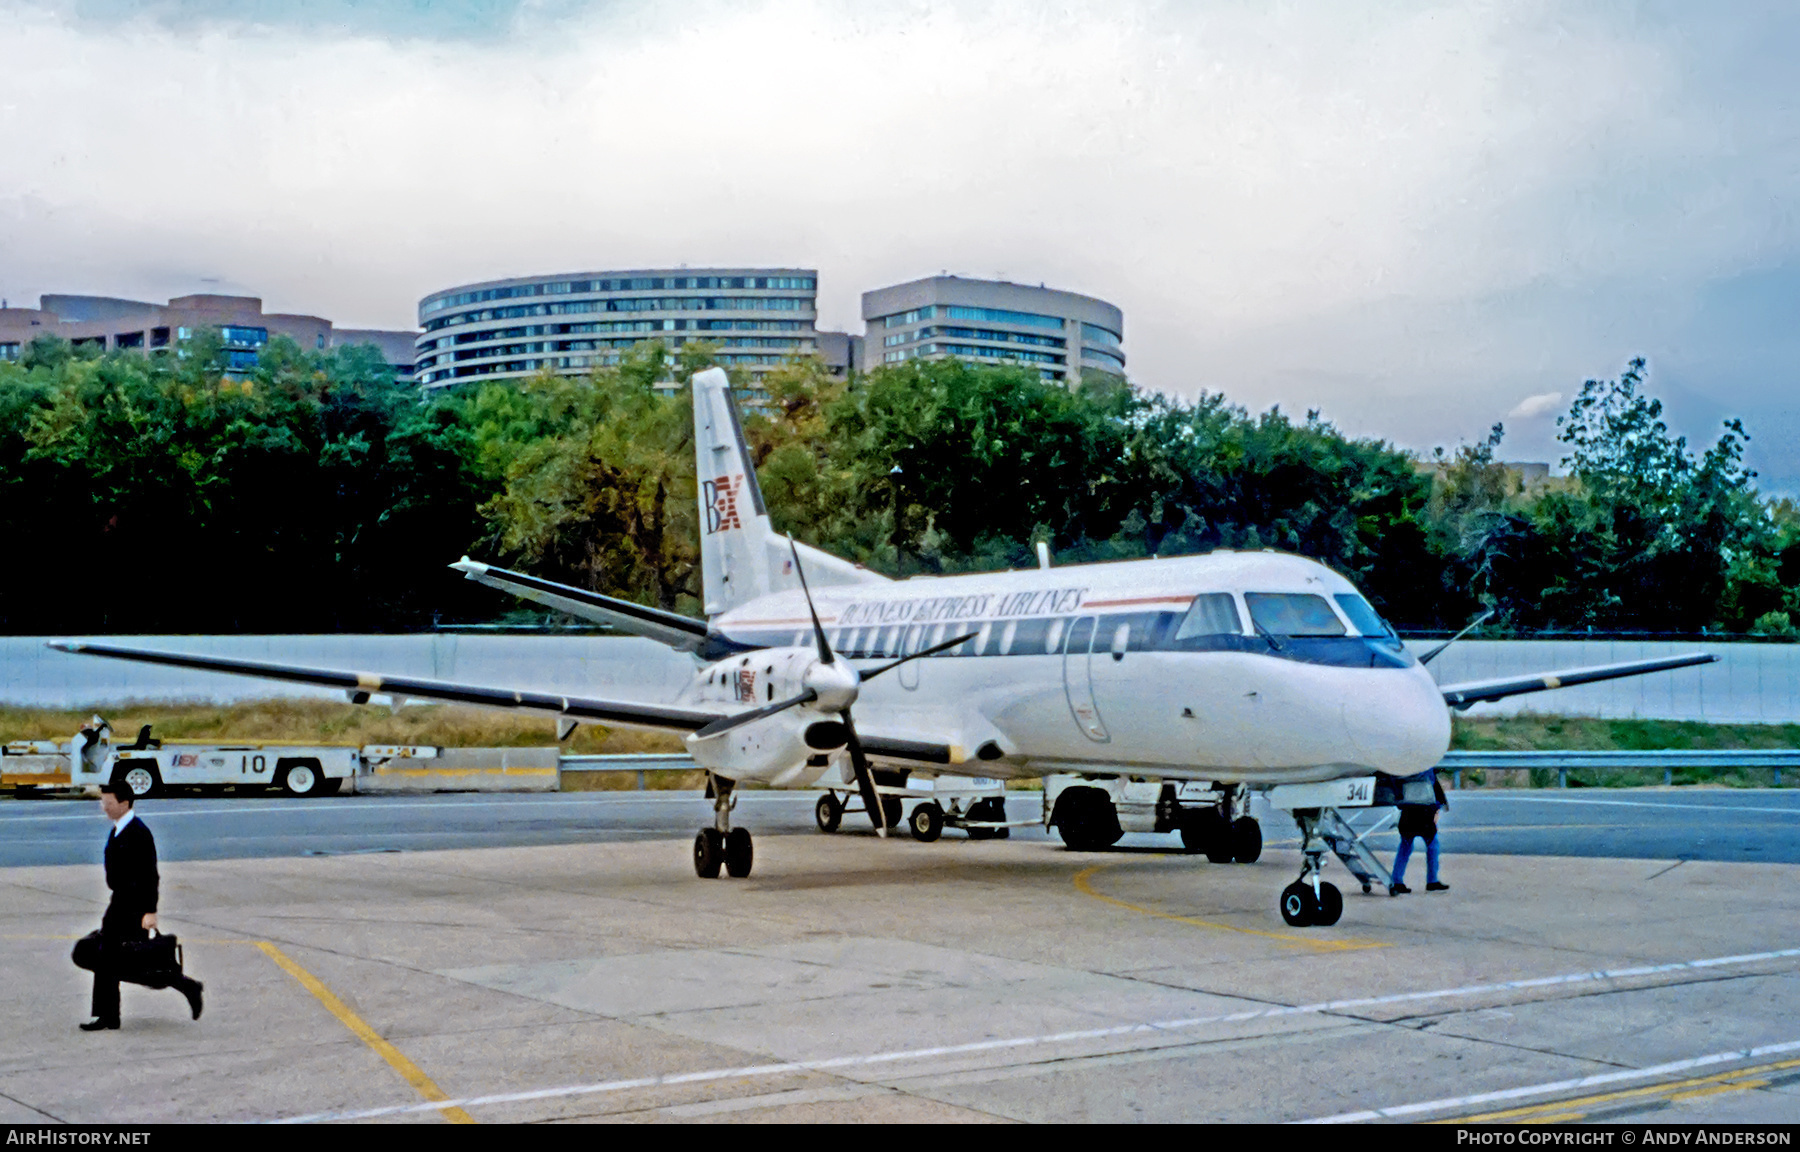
{"left": 717, "top": 590, "right": 1415, "bottom": 671}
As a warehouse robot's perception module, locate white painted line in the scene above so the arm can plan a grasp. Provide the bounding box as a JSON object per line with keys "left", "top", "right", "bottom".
{"left": 1455, "top": 795, "right": 1800, "bottom": 817}
{"left": 1299, "top": 1037, "right": 1800, "bottom": 1123}
{"left": 268, "top": 945, "right": 1800, "bottom": 1124}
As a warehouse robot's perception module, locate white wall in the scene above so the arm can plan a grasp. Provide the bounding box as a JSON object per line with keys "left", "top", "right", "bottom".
{"left": 0, "top": 635, "right": 697, "bottom": 709}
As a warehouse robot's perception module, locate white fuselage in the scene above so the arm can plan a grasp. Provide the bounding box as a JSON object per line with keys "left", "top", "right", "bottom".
{"left": 678, "top": 549, "right": 1451, "bottom": 789}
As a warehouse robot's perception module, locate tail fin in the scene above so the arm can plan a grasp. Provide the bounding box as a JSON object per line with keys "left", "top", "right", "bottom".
{"left": 692, "top": 367, "right": 887, "bottom": 617}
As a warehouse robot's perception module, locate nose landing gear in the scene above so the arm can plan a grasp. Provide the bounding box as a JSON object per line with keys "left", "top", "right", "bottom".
{"left": 1279, "top": 809, "right": 1342, "bottom": 926}
{"left": 694, "top": 774, "right": 754, "bottom": 879}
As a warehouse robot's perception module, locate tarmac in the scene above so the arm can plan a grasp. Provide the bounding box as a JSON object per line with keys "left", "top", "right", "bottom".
{"left": 3, "top": 826, "right": 1799, "bottom": 1124}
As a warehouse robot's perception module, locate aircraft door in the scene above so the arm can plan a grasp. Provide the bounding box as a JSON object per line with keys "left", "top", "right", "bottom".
{"left": 1062, "top": 616, "right": 1111, "bottom": 743}
{"left": 898, "top": 624, "right": 923, "bottom": 690}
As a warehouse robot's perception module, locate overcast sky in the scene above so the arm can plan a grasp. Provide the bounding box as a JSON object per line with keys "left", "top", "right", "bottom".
{"left": 4, "top": 1, "right": 1797, "bottom": 487}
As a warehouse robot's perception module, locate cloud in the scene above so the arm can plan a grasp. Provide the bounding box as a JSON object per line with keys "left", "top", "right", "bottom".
{"left": 1507, "top": 392, "right": 1564, "bottom": 420}
{"left": 2, "top": 0, "right": 1797, "bottom": 486}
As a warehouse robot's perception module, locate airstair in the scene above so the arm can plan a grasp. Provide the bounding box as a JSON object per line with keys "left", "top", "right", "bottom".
{"left": 1317, "top": 807, "right": 1395, "bottom": 894}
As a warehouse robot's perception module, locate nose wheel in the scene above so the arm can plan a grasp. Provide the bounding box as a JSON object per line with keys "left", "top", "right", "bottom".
{"left": 695, "top": 774, "right": 754, "bottom": 879}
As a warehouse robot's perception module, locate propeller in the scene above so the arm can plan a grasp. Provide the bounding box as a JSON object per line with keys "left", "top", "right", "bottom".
{"left": 785, "top": 540, "right": 890, "bottom": 836}
{"left": 693, "top": 539, "right": 976, "bottom": 835}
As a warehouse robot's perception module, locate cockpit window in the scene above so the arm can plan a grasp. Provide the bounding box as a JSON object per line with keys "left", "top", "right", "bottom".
{"left": 1245, "top": 592, "right": 1346, "bottom": 636}
{"left": 1174, "top": 593, "right": 1242, "bottom": 639}
{"left": 1333, "top": 593, "right": 1393, "bottom": 638}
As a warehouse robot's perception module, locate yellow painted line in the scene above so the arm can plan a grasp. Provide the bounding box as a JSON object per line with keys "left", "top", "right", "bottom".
{"left": 1439, "top": 1055, "right": 1800, "bottom": 1123}
{"left": 1072, "top": 864, "right": 1387, "bottom": 952}
{"left": 256, "top": 941, "right": 475, "bottom": 1124}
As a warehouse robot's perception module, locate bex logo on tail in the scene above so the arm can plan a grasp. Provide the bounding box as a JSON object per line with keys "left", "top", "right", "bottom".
{"left": 703, "top": 474, "right": 745, "bottom": 535}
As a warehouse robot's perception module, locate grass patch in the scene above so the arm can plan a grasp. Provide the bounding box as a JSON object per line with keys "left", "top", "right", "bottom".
{"left": 0, "top": 699, "right": 685, "bottom": 755}
{"left": 1451, "top": 716, "right": 1797, "bottom": 789}
{"left": 1452, "top": 715, "right": 1800, "bottom": 752}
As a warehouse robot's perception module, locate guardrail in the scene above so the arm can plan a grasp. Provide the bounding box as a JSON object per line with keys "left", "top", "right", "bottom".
{"left": 1438, "top": 749, "right": 1800, "bottom": 789}
{"left": 559, "top": 753, "right": 696, "bottom": 790}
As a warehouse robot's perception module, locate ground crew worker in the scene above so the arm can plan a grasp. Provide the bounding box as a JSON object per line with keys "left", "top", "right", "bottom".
{"left": 1390, "top": 771, "right": 1449, "bottom": 896}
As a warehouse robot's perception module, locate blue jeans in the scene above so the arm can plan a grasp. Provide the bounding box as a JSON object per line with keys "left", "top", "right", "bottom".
{"left": 1392, "top": 833, "right": 1439, "bottom": 885}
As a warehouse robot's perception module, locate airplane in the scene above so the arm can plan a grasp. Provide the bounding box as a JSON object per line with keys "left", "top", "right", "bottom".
{"left": 51, "top": 367, "right": 1718, "bottom": 927}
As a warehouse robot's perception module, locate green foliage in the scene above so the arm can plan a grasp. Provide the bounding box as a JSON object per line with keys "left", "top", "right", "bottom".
{"left": 1461, "top": 358, "right": 1777, "bottom": 632}
{"left": 0, "top": 332, "right": 489, "bottom": 631}
{"left": 3, "top": 339, "right": 1796, "bottom": 637}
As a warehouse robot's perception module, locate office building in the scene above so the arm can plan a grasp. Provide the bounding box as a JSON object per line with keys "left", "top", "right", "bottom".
{"left": 861, "top": 275, "right": 1124, "bottom": 384}
{"left": 0, "top": 294, "right": 419, "bottom": 381}
{"left": 414, "top": 268, "right": 822, "bottom": 390}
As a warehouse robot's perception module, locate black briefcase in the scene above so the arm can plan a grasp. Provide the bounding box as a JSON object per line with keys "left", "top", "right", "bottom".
{"left": 71, "top": 930, "right": 184, "bottom": 988}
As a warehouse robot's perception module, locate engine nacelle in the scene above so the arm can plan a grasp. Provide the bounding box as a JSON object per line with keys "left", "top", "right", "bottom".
{"left": 680, "top": 646, "right": 857, "bottom": 787}
{"left": 686, "top": 707, "right": 845, "bottom": 787}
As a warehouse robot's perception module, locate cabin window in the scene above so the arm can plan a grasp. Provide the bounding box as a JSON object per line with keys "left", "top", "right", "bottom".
{"left": 1045, "top": 618, "right": 1067, "bottom": 653}
{"left": 929, "top": 623, "right": 946, "bottom": 650}
{"left": 794, "top": 630, "right": 807, "bottom": 647}
{"left": 1245, "top": 593, "right": 1347, "bottom": 636}
{"left": 974, "top": 621, "right": 993, "bottom": 655}
{"left": 882, "top": 625, "right": 901, "bottom": 657}
{"left": 1333, "top": 593, "right": 1393, "bottom": 638}
{"left": 997, "top": 619, "right": 1018, "bottom": 655}
{"left": 1174, "top": 593, "right": 1241, "bottom": 639}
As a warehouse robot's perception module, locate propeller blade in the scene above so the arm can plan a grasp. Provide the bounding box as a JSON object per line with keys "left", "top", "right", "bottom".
{"left": 692, "top": 688, "right": 819, "bottom": 739}
{"left": 839, "top": 708, "right": 887, "bottom": 837}
{"left": 788, "top": 539, "right": 835, "bottom": 666}
{"left": 860, "top": 632, "right": 980, "bottom": 681}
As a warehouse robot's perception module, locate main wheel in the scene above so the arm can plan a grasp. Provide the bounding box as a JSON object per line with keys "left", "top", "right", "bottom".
{"left": 117, "top": 763, "right": 160, "bottom": 800}
{"left": 318, "top": 776, "right": 344, "bottom": 796}
{"left": 1280, "top": 881, "right": 1318, "bottom": 927}
{"left": 815, "top": 792, "right": 842, "bottom": 833}
{"left": 1314, "top": 881, "right": 1343, "bottom": 926}
{"left": 1056, "top": 787, "right": 1124, "bottom": 851}
{"left": 910, "top": 802, "right": 944, "bottom": 842}
{"left": 1230, "top": 816, "right": 1262, "bottom": 864}
{"left": 1181, "top": 809, "right": 1223, "bottom": 857}
{"left": 279, "top": 760, "right": 321, "bottom": 797}
{"left": 693, "top": 828, "right": 724, "bottom": 878}
{"left": 880, "top": 795, "right": 903, "bottom": 830}
{"left": 725, "top": 827, "right": 754, "bottom": 878}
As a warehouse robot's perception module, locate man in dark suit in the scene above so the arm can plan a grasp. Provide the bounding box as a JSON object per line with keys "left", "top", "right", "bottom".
{"left": 82, "top": 781, "right": 203, "bottom": 1030}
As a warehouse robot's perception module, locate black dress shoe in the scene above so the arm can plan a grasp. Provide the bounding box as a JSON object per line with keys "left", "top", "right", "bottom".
{"left": 79, "top": 1018, "right": 120, "bottom": 1031}
{"left": 1389, "top": 883, "right": 1412, "bottom": 896}
{"left": 1427, "top": 881, "right": 1449, "bottom": 892}
{"left": 183, "top": 981, "right": 204, "bottom": 1021}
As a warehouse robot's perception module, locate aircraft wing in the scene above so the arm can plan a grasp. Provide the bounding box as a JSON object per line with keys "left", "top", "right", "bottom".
{"left": 47, "top": 642, "right": 723, "bottom": 733}
{"left": 449, "top": 559, "right": 712, "bottom": 652}
{"left": 1438, "top": 652, "right": 1718, "bottom": 708}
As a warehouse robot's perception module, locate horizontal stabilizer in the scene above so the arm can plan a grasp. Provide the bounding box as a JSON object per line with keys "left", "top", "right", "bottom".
{"left": 1438, "top": 652, "right": 1718, "bottom": 708}
{"left": 47, "top": 642, "right": 725, "bottom": 734}
{"left": 451, "top": 558, "right": 710, "bottom": 651}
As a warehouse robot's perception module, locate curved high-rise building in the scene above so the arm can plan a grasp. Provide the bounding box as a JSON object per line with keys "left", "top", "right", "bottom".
{"left": 861, "top": 275, "right": 1124, "bottom": 384}
{"left": 414, "top": 267, "right": 821, "bottom": 390}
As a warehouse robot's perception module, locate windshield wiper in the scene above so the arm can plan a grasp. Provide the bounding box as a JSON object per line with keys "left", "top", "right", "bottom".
{"left": 1252, "top": 619, "right": 1286, "bottom": 652}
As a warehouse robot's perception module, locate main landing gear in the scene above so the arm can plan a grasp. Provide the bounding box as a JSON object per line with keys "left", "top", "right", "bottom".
{"left": 1177, "top": 783, "right": 1262, "bottom": 864}
{"left": 694, "top": 773, "right": 754, "bottom": 879}
{"left": 1278, "top": 808, "right": 1342, "bottom": 927}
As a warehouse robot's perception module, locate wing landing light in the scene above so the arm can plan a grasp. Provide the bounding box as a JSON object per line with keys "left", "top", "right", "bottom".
{"left": 1437, "top": 652, "right": 1718, "bottom": 709}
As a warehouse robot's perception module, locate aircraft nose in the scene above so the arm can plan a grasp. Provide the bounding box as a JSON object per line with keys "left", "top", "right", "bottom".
{"left": 1342, "top": 669, "right": 1451, "bottom": 773}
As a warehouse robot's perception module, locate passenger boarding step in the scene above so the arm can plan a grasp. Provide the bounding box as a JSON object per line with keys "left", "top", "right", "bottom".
{"left": 1318, "top": 807, "right": 1394, "bottom": 895}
